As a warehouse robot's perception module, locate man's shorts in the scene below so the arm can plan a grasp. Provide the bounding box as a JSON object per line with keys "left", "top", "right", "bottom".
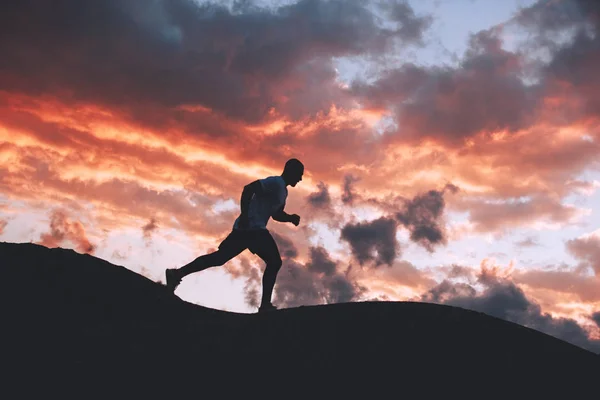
{"left": 218, "top": 228, "right": 280, "bottom": 259}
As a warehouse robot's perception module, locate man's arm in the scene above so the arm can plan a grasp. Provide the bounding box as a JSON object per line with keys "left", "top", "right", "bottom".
{"left": 240, "top": 180, "right": 264, "bottom": 216}
{"left": 238, "top": 180, "right": 265, "bottom": 228}
{"left": 272, "top": 206, "right": 300, "bottom": 226}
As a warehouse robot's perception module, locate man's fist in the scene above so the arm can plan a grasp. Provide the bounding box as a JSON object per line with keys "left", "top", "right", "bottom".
{"left": 290, "top": 214, "right": 300, "bottom": 226}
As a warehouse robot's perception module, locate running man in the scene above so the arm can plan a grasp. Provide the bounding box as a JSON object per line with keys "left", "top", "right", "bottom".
{"left": 165, "top": 158, "right": 304, "bottom": 313}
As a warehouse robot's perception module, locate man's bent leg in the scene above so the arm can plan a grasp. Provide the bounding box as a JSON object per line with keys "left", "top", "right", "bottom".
{"left": 178, "top": 247, "right": 241, "bottom": 277}
{"left": 166, "top": 231, "right": 246, "bottom": 291}
{"left": 251, "top": 231, "right": 283, "bottom": 309}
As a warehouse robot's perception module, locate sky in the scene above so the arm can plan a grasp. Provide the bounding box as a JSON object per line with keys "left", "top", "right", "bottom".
{"left": 1, "top": 0, "right": 600, "bottom": 352}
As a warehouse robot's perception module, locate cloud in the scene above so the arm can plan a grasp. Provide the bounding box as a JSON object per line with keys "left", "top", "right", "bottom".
{"left": 341, "top": 174, "right": 360, "bottom": 205}
{"left": 349, "top": 0, "right": 600, "bottom": 152}
{"left": 0, "top": 0, "right": 430, "bottom": 127}
{"left": 306, "top": 246, "right": 337, "bottom": 276}
{"left": 0, "top": 219, "right": 7, "bottom": 235}
{"left": 446, "top": 264, "right": 476, "bottom": 280}
{"left": 377, "top": 0, "right": 433, "bottom": 44}
{"left": 2, "top": 0, "right": 598, "bottom": 245}
{"left": 306, "top": 181, "right": 332, "bottom": 209}
{"left": 273, "top": 247, "right": 365, "bottom": 308}
{"left": 336, "top": 185, "right": 453, "bottom": 266}
{"left": 353, "top": 29, "right": 537, "bottom": 145}
{"left": 0, "top": 135, "right": 241, "bottom": 239}
{"left": 380, "top": 260, "right": 437, "bottom": 289}
{"left": 592, "top": 312, "right": 600, "bottom": 328}
{"left": 515, "top": 0, "right": 597, "bottom": 49}
{"left": 421, "top": 280, "right": 476, "bottom": 303}
{"left": 243, "top": 263, "right": 263, "bottom": 309}
{"left": 340, "top": 217, "right": 399, "bottom": 267}
{"left": 271, "top": 231, "right": 299, "bottom": 259}
{"left": 37, "top": 209, "right": 96, "bottom": 254}
{"left": 514, "top": 0, "right": 600, "bottom": 126}
{"left": 395, "top": 187, "right": 450, "bottom": 252}
{"left": 566, "top": 230, "right": 600, "bottom": 275}
{"left": 421, "top": 264, "right": 600, "bottom": 353}
{"left": 514, "top": 269, "right": 600, "bottom": 302}
{"left": 457, "top": 195, "right": 584, "bottom": 234}
{"left": 142, "top": 217, "right": 159, "bottom": 241}
{"left": 515, "top": 237, "right": 541, "bottom": 248}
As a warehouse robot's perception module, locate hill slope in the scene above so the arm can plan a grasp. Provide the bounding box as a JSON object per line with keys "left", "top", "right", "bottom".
{"left": 1, "top": 242, "right": 598, "bottom": 397}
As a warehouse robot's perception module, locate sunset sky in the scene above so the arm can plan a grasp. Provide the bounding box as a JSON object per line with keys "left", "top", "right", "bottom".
{"left": 1, "top": 0, "right": 599, "bottom": 352}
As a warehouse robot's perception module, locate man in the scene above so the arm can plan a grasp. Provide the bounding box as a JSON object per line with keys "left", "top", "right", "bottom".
{"left": 165, "top": 158, "right": 304, "bottom": 313}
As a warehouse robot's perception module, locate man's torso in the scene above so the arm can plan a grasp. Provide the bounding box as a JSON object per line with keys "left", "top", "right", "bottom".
{"left": 233, "top": 176, "right": 287, "bottom": 230}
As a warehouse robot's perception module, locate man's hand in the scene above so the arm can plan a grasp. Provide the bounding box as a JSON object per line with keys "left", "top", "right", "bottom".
{"left": 289, "top": 214, "right": 300, "bottom": 226}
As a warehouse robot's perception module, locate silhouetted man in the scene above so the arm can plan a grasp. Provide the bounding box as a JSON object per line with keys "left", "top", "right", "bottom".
{"left": 165, "top": 158, "right": 304, "bottom": 313}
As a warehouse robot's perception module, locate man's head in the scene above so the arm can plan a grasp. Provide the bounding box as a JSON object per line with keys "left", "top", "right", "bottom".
{"left": 282, "top": 158, "right": 304, "bottom": 187}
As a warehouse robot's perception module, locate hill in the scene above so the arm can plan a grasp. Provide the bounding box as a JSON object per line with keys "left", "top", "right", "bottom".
{"left": 1, "top": 242, "right": 598, "bottom": 398}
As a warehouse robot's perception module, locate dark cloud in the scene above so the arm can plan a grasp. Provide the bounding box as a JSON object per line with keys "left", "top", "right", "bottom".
{"left": 566, "top": 233, "right": 600, "bottom": 276}
{"left": 516, "top": 0, "right": 600, "bottom": 123}
{"left": 243, "top": 264, "right": 262, "bottom": 308}
{"left": 244, "top": 285, "right": 260, "bottom": 309}
{"left": 142, "top": 217, "right": 159, "bottom": 241}
{"left": 325, "top": 274, "right": 360, "bottom": 303}
{"left": 270, "top": 231, "right": 299, "bottom": 259}
{"left": 395, "top": 188, "right": 448, "bottom": 252}
{"left": 447, "top": 265, "right": 475, "bottom": 280}
{"left": 421, "top": 270, "right": 600, "bottom": 354}
{"left": 515, "top": 0, "right": 596, "bottom": 44}
{"left": 353, "top": 29, "right": 536, "bottom": 145}
{"left": 378, "top": 0, "right": 432, "bottom": 44}
{"left": 444, "top": 183, "right": 460, "bottom": 194}
{"left": 592, "top": 312, "right": 600, "bottom": 328}
{"left": 37, "top": 209, "right": 95, "bottom": 254}
{"left": 273, "top": 247, "right": 365, "bottom": 308}
{"left": 350, "top": 0, "right": 599, "bottom": 147}
{"left": 306, "top": 181, "right": 331, "bottom": 209}
{"left": 421, "top": 280, "right": 476, "bottom": 303}
{"left": 274, "top": 259, "right": 323, "bottom": 307}
{"left": 340, "top": 217, "right": 399, "bottom": 267}
{"left": 0, "top": 0, "right": 430, "bottom": 127}
{"left": 306, "top": 246, "right": 337, "bottom": 276}
{"left": 543, "top": 34, "right": 600, "bottom": 123}
{"left": 341, "top": 174, "right": 360, "bottom": 205}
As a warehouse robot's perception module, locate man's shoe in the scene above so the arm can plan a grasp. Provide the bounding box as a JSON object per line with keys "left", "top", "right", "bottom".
{"left": 165, "top": 268, "right": 182, "bottom": 292}
{"left": 258, "top": 303, "right": 277, "bottom": 313}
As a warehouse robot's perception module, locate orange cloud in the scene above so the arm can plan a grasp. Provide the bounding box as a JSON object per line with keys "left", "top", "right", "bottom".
{"left": 38, "top": 209, "right": 95, "bottom": 254}
{"left": 566, "top": 230, "right": 600, "bottom": 275}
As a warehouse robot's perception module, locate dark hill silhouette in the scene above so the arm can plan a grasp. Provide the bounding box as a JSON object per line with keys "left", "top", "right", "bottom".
{"left": 1, "top": 242, "right": 598, "bottom": 398}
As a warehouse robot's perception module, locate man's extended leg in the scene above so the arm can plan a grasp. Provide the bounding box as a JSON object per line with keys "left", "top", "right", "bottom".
{"left": 251, "top": 231, "right": 283, "bottom": 311}
{"left": 165, "top": 231, "right": 246, "bottom": 292}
